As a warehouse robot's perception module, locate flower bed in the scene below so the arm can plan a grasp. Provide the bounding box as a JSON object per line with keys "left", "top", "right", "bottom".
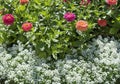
{"left": 0, "top": 0, "right": 120, "bottom": 84}
{"left": 0, "top": 36, "right": 120, "bottom": 84}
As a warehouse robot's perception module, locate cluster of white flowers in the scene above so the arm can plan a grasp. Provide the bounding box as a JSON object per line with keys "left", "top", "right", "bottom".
{"left": 81, "top": 35, "right": 120, "bottom": 83}
{"left": 0, "top": 41, "right": 36, "bottom": 84}
{"left": 0, "top": 36, "right": 120, "bottom": 84}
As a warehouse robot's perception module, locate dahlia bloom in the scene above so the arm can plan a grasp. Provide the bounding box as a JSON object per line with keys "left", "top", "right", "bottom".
{"left": 98, "top": 19, "right": 107, "bottom": 27}
{"left": 20, "top": 0, "right": 29, "bottom": 5}
{"left": 76, "top": 20, "right": 88, "bottom": 31}
{"left": 106, "top": 0, "right": 117, "bottom": 5}
{"left": 63, "top": 12, "right": 76, "bottom": 22}
{"left": 2, "top": 14, "right": 15, "bottom": 25}
{"left": 22, "top": 22, "right": 33, "bottom": 32}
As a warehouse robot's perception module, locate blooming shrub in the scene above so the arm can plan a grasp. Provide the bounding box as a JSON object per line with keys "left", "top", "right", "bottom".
{"left": 0, "top": 0, "right": 120, "bottom": 59}
{"left": 0, "top": 36, "right": 119, "bottom": 84}
{"left": 0, "top": 0, "right": 120, "bottom": 83}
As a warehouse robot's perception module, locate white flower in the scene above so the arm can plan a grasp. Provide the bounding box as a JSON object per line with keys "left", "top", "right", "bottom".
{"left": 0, "top": 35, "right": 120, "bottom": 84}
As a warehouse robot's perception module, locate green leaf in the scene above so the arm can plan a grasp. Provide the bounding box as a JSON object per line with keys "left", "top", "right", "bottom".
{"left": 19, "top": 5, "right": 26, "bottom": 11}
{"left": 109, "top": 28, "right": 119, "bottom": 34}
{"left": 38, "top": 51, "right": 47, "bottom": 58}
{"left": 110, "top": 22, "right": 120, "bottom": 34}
{"left": 52, "top": 53, "right": 57, "bottom": 60}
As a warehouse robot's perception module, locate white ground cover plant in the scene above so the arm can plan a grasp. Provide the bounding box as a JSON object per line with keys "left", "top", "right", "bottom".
{"left": 0, "top": 36, "right": 120, "bottom": 84}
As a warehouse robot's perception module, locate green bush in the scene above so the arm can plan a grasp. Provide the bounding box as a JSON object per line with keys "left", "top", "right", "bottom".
{"left": 0, "top": 0, "right": 120, "bottom": 59}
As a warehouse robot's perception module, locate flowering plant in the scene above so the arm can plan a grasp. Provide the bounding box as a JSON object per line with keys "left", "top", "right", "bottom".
{"left": 0, "top": 36, "right": 119, "bottom": 84}
{"left": 0, "top": 0, "right": 120, "bottom": 83}
{"left": 0, "top": 0, "right": 120, "bottom": 59}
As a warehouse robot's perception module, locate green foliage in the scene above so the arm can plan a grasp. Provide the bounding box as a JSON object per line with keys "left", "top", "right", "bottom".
{"left": 0, "top": 0, "right": 120, "bottom": 59}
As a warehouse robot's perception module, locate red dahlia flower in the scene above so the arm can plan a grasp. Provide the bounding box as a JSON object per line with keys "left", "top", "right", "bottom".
{"left": 106, "top": 0, "right": 117, "bottom": 5}
{"left": 98, "top": 19, "right": 107, "bottom": 27}
{"left": 2, "top": 14, "right": 15, "bottom": 25}
{"left": 20, "top": 0, "right": 29, "bottom": 5}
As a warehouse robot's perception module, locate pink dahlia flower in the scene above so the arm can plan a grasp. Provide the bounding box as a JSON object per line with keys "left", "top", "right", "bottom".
{"left": 106, "top": 0, "right": 117, "bottom": 5}
{"left": 2, "top": 14, "right": 15, "bottom": 25}
{"left": 22, "top": 22, "right": 33, "bottom": 32}
{"left": 63, "top": 12, "right": 76, "bottom": 22}
{"left": 76, "top": 20, "right": 88, "bottom": 31}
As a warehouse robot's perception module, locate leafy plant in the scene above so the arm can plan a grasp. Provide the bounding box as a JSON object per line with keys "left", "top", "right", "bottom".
{"left": 0, "top": 0, "right": 120, "bottom": 59}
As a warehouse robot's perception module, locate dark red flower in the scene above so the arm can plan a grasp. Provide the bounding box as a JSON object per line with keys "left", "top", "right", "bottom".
{"left": 2, "top": 14, "right": 15, "bottom": 25}
{"left": 98, "top": 19, "right": 107, "bottom": 27}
